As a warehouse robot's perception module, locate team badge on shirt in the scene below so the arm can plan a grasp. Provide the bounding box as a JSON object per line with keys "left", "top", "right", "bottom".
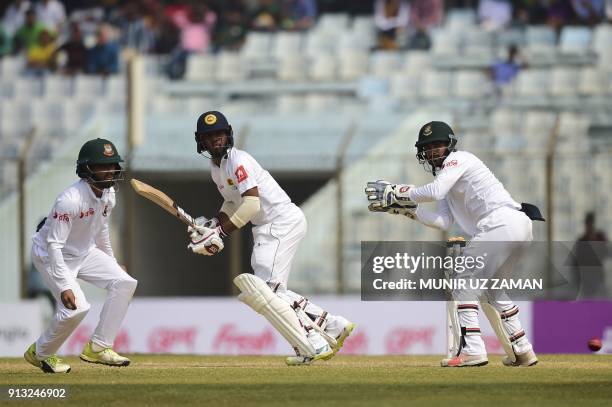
{"left": 103, "top": 144, "right": 114, "bottom": 156}
{"left": 235, "top": 166, "right": 248, "bottom": 183}
{"left": 227, "top": 178, "right": 234, "bottom": 186}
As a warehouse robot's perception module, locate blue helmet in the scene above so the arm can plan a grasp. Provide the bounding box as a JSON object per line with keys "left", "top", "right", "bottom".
{"left": 194, "top": 111, "right": 234, "bottom": 156}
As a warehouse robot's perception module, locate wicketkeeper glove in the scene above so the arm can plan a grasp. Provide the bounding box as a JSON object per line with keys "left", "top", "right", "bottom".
{"left": 365, "top": 180, "right": 418, "bottom": 214}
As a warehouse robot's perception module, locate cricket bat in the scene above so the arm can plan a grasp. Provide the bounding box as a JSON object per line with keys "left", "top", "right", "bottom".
{"left": 130, "top": 178, "right": 196, "bottom": 227}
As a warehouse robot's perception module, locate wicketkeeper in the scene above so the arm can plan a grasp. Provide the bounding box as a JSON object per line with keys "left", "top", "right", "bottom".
{"left": 188, "top": 111, "right": 355, "bottom": 365}
{"left": 365, "top": 121, "right": 542, "bottom": 367}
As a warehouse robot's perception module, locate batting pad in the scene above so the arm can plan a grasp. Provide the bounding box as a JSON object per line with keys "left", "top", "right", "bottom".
{"left": 482, "top": 303, "right": 516, "bottom": 362}
{"left": 234, "top": 273, "right": 316, "bottom": 358}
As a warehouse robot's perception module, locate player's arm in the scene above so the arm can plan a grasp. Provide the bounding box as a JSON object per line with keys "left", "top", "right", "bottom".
{"left": 409, "top": 159, "right": 467, "bottom": 202}
{"left": 414, "top": 198, "right": 454, "bottom": 231}
{"left": 218, "top": 187, "right": 260, "bottom": 235}
{"left": 45, "top": 198, "right": 79, "bottom": 309}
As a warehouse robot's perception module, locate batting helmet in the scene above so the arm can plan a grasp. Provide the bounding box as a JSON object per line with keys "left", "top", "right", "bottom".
{"left": 76, "top": 138, "right": 124, "bottom": 185}
{"left": 415, "top": 121, "right": 458, "bottom": 175}
{"left": 194, "top": 111, "right": 234, "bottom": 156}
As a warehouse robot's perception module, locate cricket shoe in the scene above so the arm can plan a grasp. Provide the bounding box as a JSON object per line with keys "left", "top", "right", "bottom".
{"left": 502, "top": 349, "right": 538, "bottom": 367}
{"left": 286, "top": 331, "right": 333, "bottom": 366}
{"left": 330, "top": 321, "right": 356, "bottom": 357}
{"left": 80, "top": 341, "right": 131, "bottom": 367}
{"left": 446, "top": 353, "right": 488, "bottom": 367}
{"left": 24, "top": 343, "right": 71, "bottom": 373}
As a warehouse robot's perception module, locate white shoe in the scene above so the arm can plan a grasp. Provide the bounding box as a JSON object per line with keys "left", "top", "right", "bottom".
{"left": 286, "top": 332, "right": 333, "bottom": 366}
{"left": 503, "top": 349, "right": 538, "bottom": 367}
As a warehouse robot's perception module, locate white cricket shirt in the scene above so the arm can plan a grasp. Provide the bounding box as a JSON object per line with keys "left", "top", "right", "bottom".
{"left": 409, "top": 151, "right": 520, "bottom": 236}
{"left": 32, "top": 179, "right": 116, "bottom": 291}
{"left": 211, "top": 148, "right": 299, "bottom": 226}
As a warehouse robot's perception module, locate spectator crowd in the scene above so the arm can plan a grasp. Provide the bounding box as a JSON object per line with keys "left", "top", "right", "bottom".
{"left": 0, "top": 0, "right": 610, "bottom": 78}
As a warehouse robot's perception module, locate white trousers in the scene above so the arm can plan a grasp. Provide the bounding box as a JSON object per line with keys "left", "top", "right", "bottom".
{"left": 455, "top": 206, "right": 533, "bottom": 356}
{"left": 32, "top": 247, "right": 137, "bottom": 358}
{"left": 251, "top": 210, "right": 348, "bottom": 337}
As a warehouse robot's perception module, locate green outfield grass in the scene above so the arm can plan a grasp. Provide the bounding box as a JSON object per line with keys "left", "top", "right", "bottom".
{"left": 1, "top": 355, "right": 611, "bottom": 406}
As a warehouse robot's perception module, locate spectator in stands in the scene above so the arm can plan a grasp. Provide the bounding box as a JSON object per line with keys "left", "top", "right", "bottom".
{"left": 478, "top": 0, "right": 513, "bottom": 31}
{"left": 2, "top": 0, "right": 31, "bottom": 37}
{"left": 249, "top": 0, "right": 282, "bottom": 31}
{"left": 69, "top": 6, "right": 105, "bottom": 39}
{"left": 153, "top": 17, "right": 180, "bottom": 54}
{"left": 571, "top": 0, "right": 606, "bottom": 24}
{"left": 374, "top": 0, "right": 409, "bottom": 50}
{"left": 212, "top": 3, "right": 248, "bottom": 52}
{"left": 409, "top": 0, "right": 444, "bottom": 30}
{"left": 406, "top": 26, "right": 432, "bottom": 50}
{"left": 86, "top": 24, "right": 119, "bottom": 76}
{"left": 490, "top": 44, "right": 526, "bottom": 93}
{"left": 574, "top": 212, "right": 609, "bottom": 297}
{"left": 112, "top": 2, "right": 156, "bottom": 53}
{"left": 13, "top": 8, "right": 46, "bottom": 53}
{"left": 0, "top": 23, "right": 11, "bottom": 56}
{"left": 547, "top": 0, "right": 576, "bottom": 33}
{"left": 25, "top": 29, "right": 56, "bottom": 76}
{"left": 281, "top": 0, "right": 317, "bottom": 31}
{"left": 166, "top": 3, "right": 216, "bottom": 79}
{"left": 35, "top": 0, "right": 66, "bottom": 35}
{"left": 55, "top": 22, "right": 87, "bottom": 75}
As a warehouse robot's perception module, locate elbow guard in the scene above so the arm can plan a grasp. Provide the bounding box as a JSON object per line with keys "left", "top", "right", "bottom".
{"left": 229, "top": 196, "right": 261, "bottom": 228}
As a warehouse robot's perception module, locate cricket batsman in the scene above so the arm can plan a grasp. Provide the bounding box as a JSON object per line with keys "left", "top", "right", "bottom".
{"left": 188, "top": 111, "right": 355, "bottom": 365}
{"left": 365, "top": 121, "right": 542, "bottom": 367}
{"left": 24, "top": 138, "right": 137, "bottom": 373}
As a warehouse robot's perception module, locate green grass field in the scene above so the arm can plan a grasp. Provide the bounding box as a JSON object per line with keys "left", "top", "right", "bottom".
{"left": 1, "top": 355, "right": 611, "bottom": 406}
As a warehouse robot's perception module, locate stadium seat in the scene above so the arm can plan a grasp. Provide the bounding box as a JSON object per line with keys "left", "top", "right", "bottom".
{"left": 526, "top": 26, "right": 556, "bottom": 46}
{"left": 431, "top": 30, "right": 460, "bottom": 56}
{"left": 496, "top": 29, "right": 527, "bottom": 48}
{"left": 0, "top": 56, "right": 23, "bottom": 78}
{"left": 523, "top": 111, "right": 557, "bottom": 151}
{"left": 185, "top": 54, "right": 216, "bottom": 81}
{"left": 304, "top": 31, "right": 334, "bottom": 57}
{"left": 421, "top": 71, "right": 452, "bottom": 99}
{"left": 446, "top": 8, "right": 477, "bottom": 32}
{"left": 13, "top": 77, "right": 43, "bottom": 99}
{"left": 369, "top": 51, "right": 401, "bottom": 78}
{"left": 592, "top": 24, "right": 612, "bottom": 55}
{"left": 104, "top": 76, "right": 126, "bottom": 99}
{"left": 389, "top": 72, "right": 420, "bottom": 100}
{"left": 559, "top": 26, "right": 592, "bottom": 54}
{"left": 337, "top": 50, "right": 368, "bottom": 80}
{"left": 241, "top": 32, "right": 272, "bottom": 60}
{"left": 515, "top": 69, "right": 550, "bottom": 97}
{"left": 73, "top": 75, "right": 104, "bottom": 99}
{"left": 216, "top": 52, "right": 245, "bottom": 82}
{"left": 276, "top": 95, "right": 305, "bottom": 112}
{"left": 272, "top": 32, "right": 303, "bottom": 58}
{"left": 309, "top": 53, "right": 337, "bottom": 81}
{"left": 578, "top": 67, "right": 608, "bottom": 95}
{"left": 549, "top": 67, "right": 579, "bottom": 97}
{"left": 452, "top": 70, "right": 491, "bottom": 98}
{"left": 277, "top": 54, "right": 307, "bottom": 81}
{"left": 316, "top": 13, "right": 350, "bottom": 34}
{"left": 42, "top": 75, "right": 73, "bottom": 98}
{"left": 402, "top": 51, "right": 430, "bottom": 74}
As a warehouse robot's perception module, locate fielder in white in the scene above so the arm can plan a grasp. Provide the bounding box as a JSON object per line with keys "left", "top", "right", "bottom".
{"left": 25, "top": 138, "right": 137, "bottom": 373}
{"left": 366, "top": 121, "right": 543, "bottom": 367}
{"left": 188, "top": 111, "right": 355, "bottom": 365}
